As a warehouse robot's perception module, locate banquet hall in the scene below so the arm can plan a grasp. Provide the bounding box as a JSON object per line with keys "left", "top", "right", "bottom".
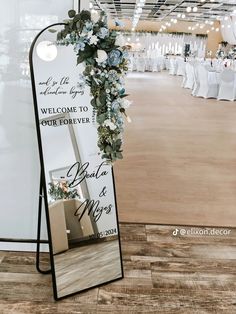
{"left": 89, "top": 0, "right": 236, "bottom": 227}
{"left": 2, "top": 0, "right": 236, "bottom": 312}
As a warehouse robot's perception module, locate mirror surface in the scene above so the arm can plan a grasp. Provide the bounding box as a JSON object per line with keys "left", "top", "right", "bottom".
{"left": 31, "top": 25, "right": 123, "bottom": 299}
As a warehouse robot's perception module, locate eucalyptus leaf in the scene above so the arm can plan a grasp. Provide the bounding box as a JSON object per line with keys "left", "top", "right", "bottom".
{"left": 116, "top": 152, "right": 123, "bottom": 159}
{"left": 68, "top": 9, "right": 76, "bottom": 18}
{"left": 97, "top": 113, "right": 106, "bottom": 124}
{"left": 105, "top": 145, "right": 113, "bottom": 153}
{"left": 48, "top": 29, "right": 57, "bottom": 33}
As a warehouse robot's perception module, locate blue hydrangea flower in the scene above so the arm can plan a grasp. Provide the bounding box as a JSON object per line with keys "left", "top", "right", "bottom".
{"left": 119, "top": 88, "right": 125, "bottom": 95}
{"left": 116, "top": 116, "right": 124, "bottom": 130}
{"left": 98, "top": 27, "right": 109, "bottom": 39}
{"left": 85, "top": 21, "right": 93, "bottom": 31}
{"left": 123, "top": 51, "right": 129, "bottom": 59}
{"left": 75, "top": 40, "right": 85, "bottom": 51}
{"left": 108, "top": 49, "right": 123, "bottom": 66}
{"left": 108, "top": 70, "right": 119, "bottom": 82}
{"left": 111, "top": 100, "right": 120, "bottom": 110}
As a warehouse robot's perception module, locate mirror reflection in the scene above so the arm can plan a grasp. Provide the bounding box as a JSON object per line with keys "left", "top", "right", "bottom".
{"left": 31, "top": 25, "right": 122, "bottom": 299}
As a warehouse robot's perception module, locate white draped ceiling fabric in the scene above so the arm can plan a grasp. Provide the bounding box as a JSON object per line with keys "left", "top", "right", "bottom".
{"left": 124, "top": 32, "right": 207, "bottom": 58}
{"left": 220, "top": 16, "right": 236, "bottom": 45}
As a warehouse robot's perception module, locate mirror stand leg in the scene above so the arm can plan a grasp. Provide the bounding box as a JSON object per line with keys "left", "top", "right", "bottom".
{"left": 36, "top": 169, "right": 51, "bottom": 274}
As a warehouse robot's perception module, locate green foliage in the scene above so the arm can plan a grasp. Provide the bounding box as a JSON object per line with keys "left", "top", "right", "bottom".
{"left": 68, "top": 9, "right": 76, "bottom": 18}
{"left": 48, "top": 181, "right": 79, "bottom": 201}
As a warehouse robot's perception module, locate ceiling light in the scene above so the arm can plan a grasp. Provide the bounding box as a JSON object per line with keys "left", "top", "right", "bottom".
{"left": 224, "top": 16, "right": 229, "bottom": 21}
{"left": 186, "top": 7, "right": 192, "bottom": 13}
{"left": 211, "top": 27, "right": 215, "bottom": 30}
{"left": 174, "top": 19, "right": 177, "bottom": 24}
{"left": 228, "top": 24, "right": 231, "bottom": 28}
{"left": 182, "top": 14, "right": 186, "bottom": 19}
{"left": 132, "top": 0, "right": 146, "bottom": 30}
{"left": 215, "top": 28, "right": 219, "bottom": 32}
{"left": 206, "top": 30, "right": 210, "bottom": 33}
{"left": 222, "top": 25, "right": 225, "bottom": 28}
{"left": 200, "top": 0, "right": 205, "bottom": 2}
{"left": 193, "top": 7, "right": 198, "bottom": 13}
{"left": 210, "top": 0, "right": 215, "bottom": 2}
{"left": 89, "top": 2, "right": 93, "bottom": 9}
{"left": 177, "top": 13, "right": 181, "bottom": 18}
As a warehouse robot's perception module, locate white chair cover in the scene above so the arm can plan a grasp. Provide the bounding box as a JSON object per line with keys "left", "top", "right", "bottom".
{"left": 218, "top": 69, "right": 236, "bottom": 101}
{"left": 184, "top": 63, "right": 195, "bottom": 89}
{"left": 136, "top": 57, "right": 146, "bottom": 72}
{"left": 196, "top": 65, "right": 219, "bottom": 99}
{"left": 169, "top": 58, "right": 177, "bottom": 75}
{"left": 176, "top": 58, "right": 186, "bottom": 76}
{"left": 192, "top": 64, "right": 200, "bottom": 97}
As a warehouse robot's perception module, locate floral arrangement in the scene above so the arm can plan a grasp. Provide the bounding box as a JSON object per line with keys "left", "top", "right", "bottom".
{"left": 215, "top": 48, "right": 225, "bottom": 59}
{"left": 56, "top": 9, "right": 131, "bottom": 163}
{"left": 48, "top": 180, "right": 79, "bottom": 201}
{"left": 227, "top": 46, "right": 236, "bottom": 60}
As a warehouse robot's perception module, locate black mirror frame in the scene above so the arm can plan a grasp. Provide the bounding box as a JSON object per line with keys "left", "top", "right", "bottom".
{"left": 29, "top": 23, "right": 124, "bottom": 301}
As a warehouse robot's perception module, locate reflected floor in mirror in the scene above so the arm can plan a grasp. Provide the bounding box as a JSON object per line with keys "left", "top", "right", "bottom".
{"left": 54, "top": 239, "right": 121, "bottom": 298}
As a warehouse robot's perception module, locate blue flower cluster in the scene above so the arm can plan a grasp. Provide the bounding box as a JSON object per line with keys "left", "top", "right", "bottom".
{"left": 108, "top": 49, "right": 123, "bottom": 66}
{"left": 98, "top": 27, "right": 109, "bottom": 39}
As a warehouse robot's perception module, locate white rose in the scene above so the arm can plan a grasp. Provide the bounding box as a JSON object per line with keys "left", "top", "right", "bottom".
{"left": 86, "top": 30, "right": 93, "bottom": 38}
{"left": 96, "top": 50, "right": 108, "bottom": 63}
{"left": 104, "top": 119, "right": 117, "bottom": 131}
{"left": 91, "top": 10, "right": 100, "bottom": 23}
{"left": 90, "top": 35, "right": 98, "bottom": 45}
{"left": 121, "top": 98, "right": 132, "bottom": 109}
{"left": 115, "top": 35, "right": 125, "bottom": 47}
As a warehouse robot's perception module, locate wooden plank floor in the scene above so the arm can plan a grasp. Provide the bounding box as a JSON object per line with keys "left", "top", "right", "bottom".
{"left": 115, "top": 72, "right": 236, "bottom": 227}
{"left": 1, "top": 223, "right": 236, "bottom": 313}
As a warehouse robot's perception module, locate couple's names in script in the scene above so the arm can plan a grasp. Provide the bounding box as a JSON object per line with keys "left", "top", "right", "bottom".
{"left": 67, "top": 161, "right": 113, "bottom": 223}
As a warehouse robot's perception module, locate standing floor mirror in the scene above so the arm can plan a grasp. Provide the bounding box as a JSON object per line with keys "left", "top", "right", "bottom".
{"left": 29, "top": 23, "right": 123, "bottom": 300}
